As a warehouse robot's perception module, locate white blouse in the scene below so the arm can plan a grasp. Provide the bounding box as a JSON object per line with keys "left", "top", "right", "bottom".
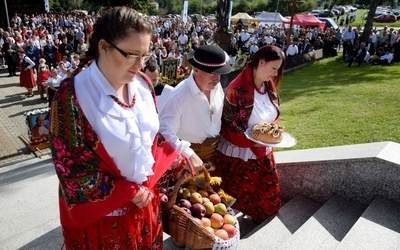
{"left": 75, "top": 62, "right": 158, "bottom": 184}
{"left": 218, "top": 85, "right": 278, "bottom": 161}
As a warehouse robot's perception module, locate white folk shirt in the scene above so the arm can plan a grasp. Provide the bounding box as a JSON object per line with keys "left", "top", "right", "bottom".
{"left": 75, "top": 62, "right": 158, "bottom": 184}
{"left": 159, "top": 72, "right": 224, "bottom": 158}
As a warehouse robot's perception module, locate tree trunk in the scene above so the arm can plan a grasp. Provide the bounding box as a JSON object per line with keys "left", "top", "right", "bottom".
{"left": 361, "top": 1, "right": 379, "bottom": 42}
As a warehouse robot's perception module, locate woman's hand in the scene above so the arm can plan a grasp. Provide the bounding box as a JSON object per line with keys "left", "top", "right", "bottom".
{"left": 131, "top": 186, "right": 154, "bottom": 208}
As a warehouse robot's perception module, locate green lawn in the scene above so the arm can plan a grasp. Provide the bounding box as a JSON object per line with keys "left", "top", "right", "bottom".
{"left": 277, "top": 56, "right": 400, "bottom": 151}
{"left": 349, "top": 9, "right": 400, "bottom": 28}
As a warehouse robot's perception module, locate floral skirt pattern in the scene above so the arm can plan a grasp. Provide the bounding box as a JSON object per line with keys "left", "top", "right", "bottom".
{"left": 62, "top": 196, "right": 163, "bottom": 250}
{"left": 211, "top": 150, "right": 281, "bottom": 223}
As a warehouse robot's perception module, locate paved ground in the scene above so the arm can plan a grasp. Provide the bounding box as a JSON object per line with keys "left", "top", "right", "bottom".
{"left": 0, "top": 68, "right": 51, "bottom": 167}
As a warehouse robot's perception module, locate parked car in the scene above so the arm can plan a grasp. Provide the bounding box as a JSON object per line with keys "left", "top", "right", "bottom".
{"left": 319, "top": 10, "right": 335, "bottom": 17}
{"left": 373, "top": 14, "right": 397, "bottom": 22}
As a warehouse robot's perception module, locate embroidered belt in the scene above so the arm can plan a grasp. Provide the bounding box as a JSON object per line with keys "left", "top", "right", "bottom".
{"left": 190, "top": 137, "right": 220, "bottom": 163}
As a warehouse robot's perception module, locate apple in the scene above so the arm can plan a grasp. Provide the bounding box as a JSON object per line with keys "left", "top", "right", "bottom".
{"left": 223, "top": 214, "right": 236, "bottom": 225}
{"left": 190, "top": 192, "right": 203, "bottom": 204}
{"left": 204, "top": 226, "right": 215, "bottom": 235}
{"left": 201, "top": 217, "right": 211, "bottom": 227}
{"left": 190, "top": 203, "right": 206, "bottom": 219}
{"left": 215, "top": 229, "right": 229, "bottom": 240}
{"left": 203, "top": 201, "right": 215, "bottom": 216}
{"left": 181, "top": 207, "right": 192, "bottom": 216}
{"left": 159, "top": 193, "right": 169, "bottom": 204}
{"left": 197, "top": 189, "right": 209, "bottom": 197}
{"left": 178, "top": 199, "right": 192, "bottom": 209}
{"left": 214, "top": 203, "right": 227, "bottom": 216}
{"left": 178, "top": 188, "right": 191, "bottom": 199}
{"left": 210, "top": 213, "right": 224, "bottom": 229}
{"left": 202, "top": 197, "right": 210, "bottom": 204}
{"left": 193, "top": 217, "right": 203, "bottom": 226}
{"left": 222, "top": 224, "right": 236, "bottom": 238}
{"left": 209, "top": 193, "right": 221, "bottom": 205}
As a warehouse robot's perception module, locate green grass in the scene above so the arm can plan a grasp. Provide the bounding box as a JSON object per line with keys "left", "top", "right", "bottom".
{"left": 349, "top": 9, "right": 400, "bottom": 28}
{"left": 277, "top": 56, "right": 400, "bottom": 151}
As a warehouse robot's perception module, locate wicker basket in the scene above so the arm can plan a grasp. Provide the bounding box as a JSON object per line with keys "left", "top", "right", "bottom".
{"left": 162, "top": 166, "right": 240, "bottom": 250}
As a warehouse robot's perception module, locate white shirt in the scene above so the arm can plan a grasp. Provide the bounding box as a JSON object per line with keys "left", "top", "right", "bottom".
{"left": 159, "top": 72, "right": 224, "bottom": 158}
{"left": 75, "top": 62, "right": 158, "bottom": 184}
{"left": 286, "top": 44, "right": 298, "bottom": 56}
{"left": 47, "top": 75, "right": 63, "bottom": 88}
{"left": 218, "top": 87, "right": 277, "bottom": 161}
{"left": 156, "top": 84, "right": 174, "bottom": 113}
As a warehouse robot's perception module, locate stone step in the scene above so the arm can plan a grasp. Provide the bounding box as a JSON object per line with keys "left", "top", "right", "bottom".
{"left": 279, "top": 195, "right": 367, "bottom": 250}
{"left": 238, "top": 195, "right": 322, "bottom": 249}
{"left": 337, "top": 196, "right": 400, "bottom": 250}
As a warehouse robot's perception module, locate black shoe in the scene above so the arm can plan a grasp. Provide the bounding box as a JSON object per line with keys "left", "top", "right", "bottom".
{"left": 8, "top": 75, "right": 12, "bottom": 77}
{"left": 27, "top": 94, "right": 34, "bottom": 98}
{"left": 13, "top": 74, "right": 17, "bottom": 76}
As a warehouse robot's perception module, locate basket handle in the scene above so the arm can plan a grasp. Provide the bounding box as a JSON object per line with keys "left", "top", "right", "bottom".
{"left": 166, "top": 165, "right": 211, "bottom": 209}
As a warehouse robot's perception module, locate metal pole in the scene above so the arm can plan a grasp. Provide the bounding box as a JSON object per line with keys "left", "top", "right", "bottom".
{"left": 4, "top": 0, "right": 10, "bottom": 27}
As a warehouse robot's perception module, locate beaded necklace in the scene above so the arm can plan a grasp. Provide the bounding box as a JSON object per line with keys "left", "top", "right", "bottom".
{"left": 110, "top": 95, "right": 136, "bottom": 108}
{"left": 254, "top": 81, "right": 268, "bottom": 95}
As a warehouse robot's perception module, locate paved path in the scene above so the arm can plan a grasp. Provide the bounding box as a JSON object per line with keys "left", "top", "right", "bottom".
{"left": 0, "top": 68, "right": 51, "bottom": 167}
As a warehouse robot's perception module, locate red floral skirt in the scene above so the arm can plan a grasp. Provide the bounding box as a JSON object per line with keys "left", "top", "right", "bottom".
{"left": 211, "top": 150, "right": 281, "bottom": 223}
{"left": 19, "top": 68, "right": 36, "bottom": 88}
{"left": 62, "top": 196, "right": 163, "bottom": 250}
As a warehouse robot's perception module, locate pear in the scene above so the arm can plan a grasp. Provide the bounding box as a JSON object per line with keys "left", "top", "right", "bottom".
{"left": 214, "top": 203, "right": 227, "bottom": 216}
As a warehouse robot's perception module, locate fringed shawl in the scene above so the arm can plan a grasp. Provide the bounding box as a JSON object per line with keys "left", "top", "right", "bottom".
{"left": 221, "top": 66, "right": 280, "bottom": 158}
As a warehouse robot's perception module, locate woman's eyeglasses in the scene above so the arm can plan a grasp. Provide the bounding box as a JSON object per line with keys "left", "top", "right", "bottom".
{"left": 107, "top": 41, "right": 150, "bottom": 64}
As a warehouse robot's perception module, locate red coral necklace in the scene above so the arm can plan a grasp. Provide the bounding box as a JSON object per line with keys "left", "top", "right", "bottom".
{"left": 110, "top": 95, "right": 136, "bottom": 108}
{"left": 254, "top": 81, "right": 268, "bottom": 95}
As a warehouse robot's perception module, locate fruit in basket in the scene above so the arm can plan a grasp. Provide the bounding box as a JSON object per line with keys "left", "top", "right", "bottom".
{"left": 202, "top": 197, "right": 210, "bottom": 204}
{"left": 223, "top": 214, "right": 236, "bottom": 225}
{"left": 189, "top": 192, "right": 203, "bottom": 204}
{"left": 190, "top": 203, "right": 206, "bottom": 219}
{"left": 222, "top": 224, "right": 236, "bottom": 238}
{"left": 210, "top": 213, "right": 224, "bottom": 229}
{"left": 204, "top": 226, "right": 215, "bottom": 235}
{"left": 178, "top": 199, "right": 192, "bottom": 209}
{"left": 193, "top": 217, "right": 203, "bottom": 226}
{"left": 159, "top": 193, "right": 169, "bottom": 204}
{"left": 198, "top": 189, "right": 209, "bottom": 197}
{"left": 209, "top": 193, "right": 221, "bottom": 205}
{"left": 215, "top": 229, "right": 229, "bottom": 240}
{"left": 201, "top": 217, "right": 212, "bottom": 227}
{"left": 178, "top": 188, "right": 191, "bottom": 200}
{"left": 159, "top": 187, "right": 167, "bottom": 194}
{"left": 203, "top": 201, "right": 215, "bottom": 216}
{"left": 214, "top": 203, "right": 227, "bottom": 216}
{"left": 181, "top": 207, "right": 192, "bottom": 215}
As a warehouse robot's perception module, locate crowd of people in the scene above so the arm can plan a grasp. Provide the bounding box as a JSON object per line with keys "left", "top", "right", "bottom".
{"left": 1, "top": 7, "right": 399, "bottom": 249}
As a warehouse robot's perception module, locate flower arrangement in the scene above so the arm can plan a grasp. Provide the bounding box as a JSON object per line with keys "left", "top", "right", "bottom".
{"left": 24, "top": 107, "right": 50, "bottom": 144}
{"left": 161, "top": 66, "right": 189, "bottom": 86}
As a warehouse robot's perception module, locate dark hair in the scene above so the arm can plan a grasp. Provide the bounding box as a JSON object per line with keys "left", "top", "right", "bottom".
{"left": 248, "top": 45, "right": 286, "bottom": 89}
{"left": 143, "top": 63, "right": 160, "bottom": 73}
{"left": 83, "top": 6, "right": 152, "bottom": 64}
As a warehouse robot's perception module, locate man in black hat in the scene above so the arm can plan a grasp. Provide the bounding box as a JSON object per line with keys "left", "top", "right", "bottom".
{"left": 159, "top": 45, "right": 231, "bottom": 173}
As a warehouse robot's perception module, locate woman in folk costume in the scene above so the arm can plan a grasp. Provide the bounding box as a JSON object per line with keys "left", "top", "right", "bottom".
{"left": 49, "top": 7, "right": 187, "bottom": 249}
{"left": 211, "top": 45, "right": 286, "bottom": 223}
{"left": 17, "top": 47, "right": 36, "bottom": 97}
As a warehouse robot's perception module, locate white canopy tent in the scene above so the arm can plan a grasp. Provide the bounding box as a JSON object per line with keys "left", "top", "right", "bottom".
{"left": 253, "top": 11, "right": 288, "bottom": 26}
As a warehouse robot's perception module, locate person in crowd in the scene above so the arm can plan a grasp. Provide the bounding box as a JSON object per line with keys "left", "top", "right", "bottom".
{"left": 211, "top": 45, "right": 286, "bottom": 224}
{"left": 342, "top": 26, "right": 355, "bottom": 59}
{"left": 49, "top": 7, "right": 186, "bottom": 249}
{"left": 143, "top": 63, "right": 173, "bottom": 113}
{"left": 286, "top": 40, "right": 298, "bottom": 56}
{"left": 2, "top": 37, "right": 18, "bottom": 76}
{"left": 370, "top": 47, "right": 393, "bottom": 65}
{"left": 58, "top": 36, "right": 73, "bottom": 59}
{"left": 58, "top": 55, "right": 71, "bottom": 79}
{"left": 17, "top": 47, "right": 36, "bottom": 97}
{"left": 37, "top": 60, "right": 51, "bottom": 100}
{"left": 42, "top": 38, "right": 58, "bottom": 70}
{"left": 159, "top": 45, "right": 231, "bottom": 172}
{"left": 31, "top": 114, "right": 49, "bottom": 140}
{"left": 24, "top": 39, "right": 41, "bottom": 73}
{"left": 45, "top": 68, "right": 62, "bottom": 106}
{"left": 348, "top": 42, "right": 368, "bottom": 67}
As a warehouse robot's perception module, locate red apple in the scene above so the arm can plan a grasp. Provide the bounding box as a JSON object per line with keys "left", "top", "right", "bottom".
{"left": 210, "top": 213, "right": 224, "bottom": 229}
{"left": 190, "top": 203, "right": 206, "bottom": 219}
{"left": 209, "top": 193, "right": 221, "bottom": 205}
{"left": 204, "top": 226, "right": 215, "bottom": 235}
{"left": 215, "top": 229, "right": 229, "bottom": 240}
{"left": 201, "top": 217, "right": 211, "bottom": 227}
{"left": 178, "top": 199, "right": 192, "bottom": 209}
{"left": 222, "top": 224, "right": 236, "bottom": 238}
{"left": 192, "top": 217, "right": 203, "bottom": 226}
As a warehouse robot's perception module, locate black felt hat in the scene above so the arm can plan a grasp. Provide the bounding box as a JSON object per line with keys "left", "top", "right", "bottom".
{"left": 187, "top": 45, "right": 231, "bottom": 75}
